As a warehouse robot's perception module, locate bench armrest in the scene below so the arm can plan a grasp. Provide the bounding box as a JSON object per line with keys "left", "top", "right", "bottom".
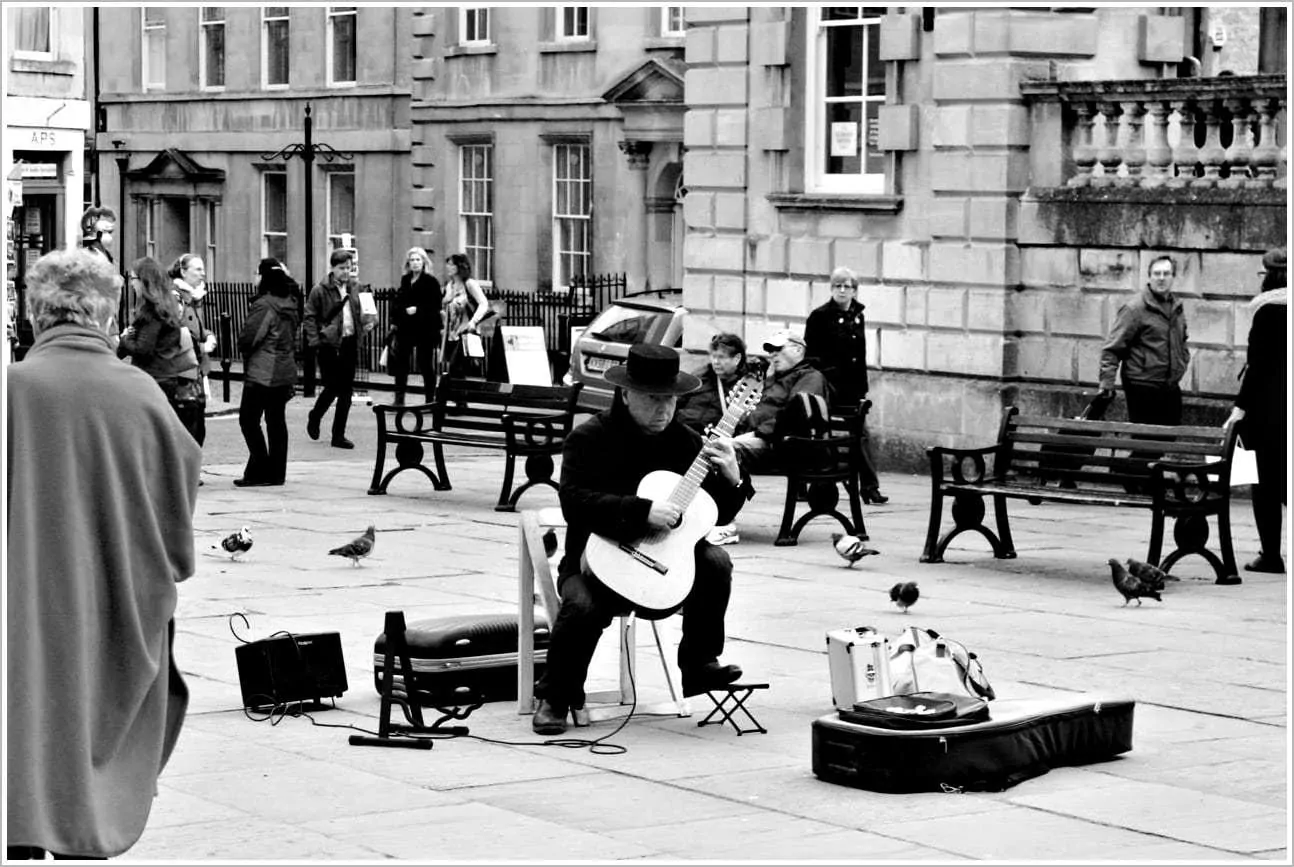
{"left": 925, "top": 443, "right": 999, "bottom": 485}
{"left": 1148, "top": 456, "right": 1231, "bottom": 504}
{"left": 502, "top": 410, "right": 573, "bottom": 449}
{"left": 372, "top": 401, "right": 436, "bottom": 435}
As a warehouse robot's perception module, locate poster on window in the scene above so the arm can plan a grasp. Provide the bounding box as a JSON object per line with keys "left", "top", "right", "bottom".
{"left": 830, "top": 122, "right": 859, "bottom": 158}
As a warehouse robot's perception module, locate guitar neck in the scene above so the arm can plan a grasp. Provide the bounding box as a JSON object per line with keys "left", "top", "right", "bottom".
{"left": 668, "top": 414, "right": 740, "bottom": 511}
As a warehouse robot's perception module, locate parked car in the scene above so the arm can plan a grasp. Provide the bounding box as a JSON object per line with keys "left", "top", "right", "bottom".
{"left": 566, "top": 290, "right": 714, "bottom": 410}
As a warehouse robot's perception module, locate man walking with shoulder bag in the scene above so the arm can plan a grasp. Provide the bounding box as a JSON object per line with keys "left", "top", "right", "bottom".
{"left": 304, "top": 249, "right": 374, "bottom": 449}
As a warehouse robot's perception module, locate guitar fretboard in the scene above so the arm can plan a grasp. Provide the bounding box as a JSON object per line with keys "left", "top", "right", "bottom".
{"left": 667, "top": 409, "right": 744, "bottom": 511}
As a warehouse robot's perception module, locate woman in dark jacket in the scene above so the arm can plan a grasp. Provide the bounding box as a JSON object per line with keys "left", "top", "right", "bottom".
{"left": 234, "top": 258, "right": 301, "bottom": 487}
{"left": 118, "top": 256, "right": 202, "bottom": 439}
{"left": 390, "top": 246, "right": 443, "bottom": 404}
{"left": 1229, "top": 248, "right": 1287, "bottom": 574}
{"left": 676, "top": 333, "right": 750, "bottom": 434}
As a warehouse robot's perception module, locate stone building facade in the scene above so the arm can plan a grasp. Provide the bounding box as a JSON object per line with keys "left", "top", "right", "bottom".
{"left": 408, "top": 6, "right": 689, "bottom": 292}
{"left": 680, "top": 6, "right": 1286, "bottom": 468}
{"left": 93, "top": 6, "right": 413, "bottom": 287}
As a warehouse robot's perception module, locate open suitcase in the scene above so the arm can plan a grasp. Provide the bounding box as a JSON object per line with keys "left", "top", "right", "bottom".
{"left": 372, "top": 612, "right": 549, "bottom": 708}
{"left": 813, "top": 694, "right": 1134, "bottom": 793}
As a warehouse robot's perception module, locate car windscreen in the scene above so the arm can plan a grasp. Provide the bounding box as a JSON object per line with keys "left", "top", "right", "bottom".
{"left": 586, "top": 305, "right": 670, "bottom": 344}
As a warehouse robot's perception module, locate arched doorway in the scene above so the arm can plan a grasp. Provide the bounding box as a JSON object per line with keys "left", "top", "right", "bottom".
{"left": 647, "top": 160, "right": 683, "bottom": 291}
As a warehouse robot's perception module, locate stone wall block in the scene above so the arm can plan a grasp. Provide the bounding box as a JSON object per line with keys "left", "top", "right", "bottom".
{"left": 744, "top": 276, "right": 766, "bottom": 317}
{"left": 927, "top": 287, "right": 967, "bottom": 329}
{"left": 411, "top": 231, "right": 436, "bottom": 251}
{"left": 970, "top": 104, "right": 1030, "bottom": 147}
{"left": 685, "top": 234, "right": 745, "bottom": 272}
{"left": 712, "top": 274, "right": 745, "bottom": 312}
{"left": 411, "top": 15, "right": 436, "bottom": 37}
{"left": 713, "top": 193, "right": 746, "bottom": 230}
{"left": 1078, "top": 248, "right": 1139, "bottom": 291}
{"left": 715, "top": 23, "right": 750, "bottom": 63}
{"left": 967, "top": 199, "right": 1020, "bottom": 241}
{"left": 766, "top": 278, "right": 810, "bottom": 318}
{"left": 688, "top": 7, "right": 751, "bottom": 24}
{"left": 1006, "top": 14, "right": 1099, "bottom": 56}
{"left": 1018, "top": 336, "right": 1079, "bottom": 381}
{"left": 1199, "top": 252, "right": 1266, "bottom": 299}
{"left": 411, "top": 58, "right": 437, "bottom": 81}
{"left": 931, "top": 152, "right": 1030, "bottom": 194}
{"left": 751, "top": 20, "right": 788, "bottom": 66}
{"left": 878, "top": 105, "right": 919, "bottom": 151}
{"left": 1021, "top": 247, "right": 1079, "bottom": 288}
{"left": 1044, "top": 290, "right": 1105, "bottom": 337}
{"left": 1182, "top": 299, "right": 1235, "bottom": 346}
{"left": 685, "top": 152, "right": 747, "bottom": 188}
{"left": 410, "top": 146, "right": 437, "bottom": 167}
{"left": 882, "top": 240, "right": 927, "bottom": 282}
{"left": 880, "top": 329, "right": 926, "bottom": 370}
{"left": 928, "top": 333, "right": 1004, "bottom": 377}
{"left": 684, "top": 110, "right": 715, "bottom": 148}
{"left": 832, "top": 239, "right": 882, "bottom": 279}
{"left": 686, "top": 26, "right": 716, "bottom": 64}
{"left": 1138, "top": 14, "right": 1185, "bottom": 63}
{"left": 1006, "top": 288, "right": 1048, "bottom": 334}
{"left": 930, "top": 243, "right": 1017, "bottom": 287}
{"left": 684, "top": 68, "right": 748, "bottom": 105}
{"left": 929, "top": 199, "right": 968, "bottom": 239}
{"left": 816, "top": 213, "right": 867, "bottom": 239}
{"left": 903, "top": 285, "right": 928, "bottom": 327}
{"left": 932, "top": 106, "right": 971, "bottom": 149}
{"left": 714, "top": 109, "right": 748, "bottom": 147}
{"left": 933, "top": 11, "right": 973, "bottom": 56}
{"left": 751, "top": 234, "right": 787, "bottom": 273}
{"left": 787, "top": 237, "right": 833, "bottom": 276}
{"left": 682, "top": 273, "right": 714, "bottom": 309}
{"left": 683, "top": 191, "right": 714, "bottom": 230}
{"left": 880, "top": 13, "right": 921, "bottom": 60}
{"left": 967, "top": 288, "right": 1008, "bottom": 332}
{"left": 750, "top": 107, "right": 788, "bottom": 150}
{"left": 411, "top": 188, "right": 437, "bottom": 211}
{"left": 1192, "top": 348, "right": 1245, "bottom": 395}
{"left": 860, "top": 283, "right": 906, "bottom": 326}
{"left": 932, "top": 60, "right": 1050, "bottom": 102}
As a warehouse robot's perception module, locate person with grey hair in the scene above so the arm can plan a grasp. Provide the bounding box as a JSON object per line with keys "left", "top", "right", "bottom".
{"left": 805, "top": 265, "right": 888, "bottom": 504}
{"left": 7, "top": 248, "right": 200, "bottom": 860}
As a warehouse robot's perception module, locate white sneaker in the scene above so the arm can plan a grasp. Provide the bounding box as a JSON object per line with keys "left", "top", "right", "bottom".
{"left": 706, "top": 524, "right": 739, "bottom": 546}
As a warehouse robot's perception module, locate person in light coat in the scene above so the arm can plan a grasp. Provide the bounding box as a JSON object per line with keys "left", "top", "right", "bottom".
{"left": 7, "top": 248, "right": 201, "bottom": 860}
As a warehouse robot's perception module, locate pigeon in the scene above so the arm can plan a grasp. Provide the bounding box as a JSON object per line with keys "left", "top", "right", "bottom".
{"left": 1127, "top": 557, "right": 1178, "bottom": 586}
{"left": 330, "top": 525, "right": 376, "bottom": 566}
{"left": 1109, "top": 558, "right": 1162, "bottom": 606}
{"left": 890, "top": 581, "right": 920, "bottom": 613}
{"left": 214, "top": 526, "right": 253, "bottom": 561}
{"left": 831, "top": 532, "right": 879, "bottom": 566}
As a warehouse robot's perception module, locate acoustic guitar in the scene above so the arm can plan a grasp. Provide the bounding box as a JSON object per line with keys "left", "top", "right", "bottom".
{"left": 583, "top": 376, "right": 763, "bottom": 614}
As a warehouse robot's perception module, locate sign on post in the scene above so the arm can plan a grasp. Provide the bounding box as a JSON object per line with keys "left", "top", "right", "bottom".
{"left": 500, "top": 325, "right": 551, "bottom": 386}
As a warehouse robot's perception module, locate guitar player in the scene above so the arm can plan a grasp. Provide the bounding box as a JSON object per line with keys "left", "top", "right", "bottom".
{"left": 532, "top": 343, "right": 755, "bottom": 735}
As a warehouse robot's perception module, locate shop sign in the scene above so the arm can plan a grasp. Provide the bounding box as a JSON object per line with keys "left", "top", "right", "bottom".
{"left": 15, "top": 127, "right": 78, "bottom": 150}
{"left": 21, "top": 163, "right": 58, "bottom": 179}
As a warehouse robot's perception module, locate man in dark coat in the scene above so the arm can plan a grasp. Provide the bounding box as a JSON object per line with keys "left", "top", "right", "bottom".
{"left": 1228, "top": 248, "right": 1287, "bottom": 574}
{"left": 303, "top": 248, "right": 375, "bottom": 448}
{"left": 731, "top": 329, "right": 831, "bottom": 471}
{"left": 804, "top": 266, "right": 888, "bottom": 503}
{"left": 532, "top": 343, "right": 752, "bottom": 735}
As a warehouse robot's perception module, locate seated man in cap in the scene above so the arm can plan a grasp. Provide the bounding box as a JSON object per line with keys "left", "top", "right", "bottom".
{"left": 731, "top": 328, "right": 832, "bottom": 471}
{"left": 532, "top": 343, "right": 753, "bottom": 735}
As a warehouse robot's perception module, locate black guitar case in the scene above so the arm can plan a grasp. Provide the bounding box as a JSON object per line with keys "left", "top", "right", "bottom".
{"left": 813, "top": 694, "right": 1134, "bottom": 793}
{"left": 372, "top": 612, "right": 549, "bottom": 707}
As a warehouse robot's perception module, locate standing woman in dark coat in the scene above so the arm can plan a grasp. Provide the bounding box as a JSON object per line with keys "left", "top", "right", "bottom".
{"left": 390, "top": 246, "right": 443, "bottom": 404}
{"left": 804, "top": 266, "right": 888, "bottom": 504}
{"left": 1228, "top": 248, "right": 1287, "bottom": 574}
{"left": 235, "top": 258, "right": 301, "bottom": 487}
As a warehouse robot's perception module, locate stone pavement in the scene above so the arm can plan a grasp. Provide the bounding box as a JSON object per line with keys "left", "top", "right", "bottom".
{"left": 130, "top": 421, "right": 1288, "bottom": 863}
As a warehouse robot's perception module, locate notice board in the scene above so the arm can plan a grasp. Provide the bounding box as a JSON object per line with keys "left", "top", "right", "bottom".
{"left": 501, "top": 325, "right": 552, "bottom": 386}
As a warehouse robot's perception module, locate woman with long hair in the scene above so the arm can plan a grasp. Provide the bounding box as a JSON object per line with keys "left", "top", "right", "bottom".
{"left": 117, "top": 256, "right": 203, "bottom": 440}
{"left": 234, "top": 257, "right": 301, "bottom": 487}
{"left": 441, "top": 252, "right": 490, "bottom": 380}
{"left": 169, "top": 253, "right": 215, "bottom": 446}
{"left": 390, "top": 246, "right": 443, "bottom": 403}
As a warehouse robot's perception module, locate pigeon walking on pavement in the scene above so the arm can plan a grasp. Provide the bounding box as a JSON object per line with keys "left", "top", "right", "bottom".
{"left": 889, "top": 581, "right": 920, "bottom": 613}
{"left": 831, "top": 532, "right": 879, "bottom": 567}
{"left": 1127, "top": 557, "right": 1178, "bottom": 585}
{"left": 214, "top": 526, "right": 253, "bottom": 561}
{"left": 330, "top": 525, "right": 376, "bottom": 567}
{"left": 1109, "top": 558, "right": 1163, "bottom": 606}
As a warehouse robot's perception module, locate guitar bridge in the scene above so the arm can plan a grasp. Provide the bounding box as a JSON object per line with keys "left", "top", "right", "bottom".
{"left": 617, "top": 543, "right": 669, "bottom": 575}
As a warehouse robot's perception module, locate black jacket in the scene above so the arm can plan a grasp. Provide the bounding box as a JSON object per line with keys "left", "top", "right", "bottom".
{"left": 392, "top": 272, "right": 443, "bottom": 348}
{"left": 1235, "top": 288, "right": 1287, "bottom": 450}
{"left": 675, "top": 363, "right": 750, "bottom": 434}
{"left": 557, "top": 397, "right": 750, "bottom": 581}
{"left": 805, "top": 298, "right": 868, "bottom": 405}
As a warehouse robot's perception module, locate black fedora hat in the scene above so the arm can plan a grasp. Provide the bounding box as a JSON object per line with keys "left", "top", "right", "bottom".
{"left": 604, "top": 343, "right": 700, "bottom": 396}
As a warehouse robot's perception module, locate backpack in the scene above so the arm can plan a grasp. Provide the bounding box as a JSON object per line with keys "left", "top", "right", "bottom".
{"left": 887, "top": 626, "right": 995, "bottom": 701}
{"left": 775, "top": 391, "right": 831, "bottom": 440}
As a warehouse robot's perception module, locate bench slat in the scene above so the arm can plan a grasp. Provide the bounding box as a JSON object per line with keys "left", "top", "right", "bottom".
{"left": 1011, "top": 414, "right": 1224, "bottom": 441}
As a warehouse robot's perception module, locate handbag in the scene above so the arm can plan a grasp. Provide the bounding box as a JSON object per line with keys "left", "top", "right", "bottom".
{"left": 1231, "top": 442, "right": 1259, "bottom": 486}
{"left": 378, "top": 346, "right": 389, "bottom": 370}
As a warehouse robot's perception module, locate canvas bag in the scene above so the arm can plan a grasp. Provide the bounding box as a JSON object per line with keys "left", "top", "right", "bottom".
{"left": 887, "top": 626, "right": 995, "bottom": 701}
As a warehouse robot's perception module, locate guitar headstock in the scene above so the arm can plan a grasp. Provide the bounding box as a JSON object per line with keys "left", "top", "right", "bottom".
{"left": 711, "top": 375, "right": 764, "bottom": 438}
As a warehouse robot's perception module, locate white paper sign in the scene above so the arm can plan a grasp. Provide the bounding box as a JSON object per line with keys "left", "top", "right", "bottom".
{"left": 502, "top": 325, "right": 552, "bottom": 386}
{"left": 830, "top": 122, "right": 858, "bottom": 158}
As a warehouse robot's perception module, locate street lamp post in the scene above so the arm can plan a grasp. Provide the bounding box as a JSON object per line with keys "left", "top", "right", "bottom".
{"left": 260, "top": 104, "right": 353, "bottom": 396}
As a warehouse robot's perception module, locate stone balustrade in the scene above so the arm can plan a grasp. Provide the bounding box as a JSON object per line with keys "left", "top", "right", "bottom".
{"left": 1021, "top": 74, "right": 1287, "bottom": 190}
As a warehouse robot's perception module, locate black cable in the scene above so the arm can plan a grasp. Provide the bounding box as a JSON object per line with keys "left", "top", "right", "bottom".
{"left": 227, "top": 612, "right": 252, "bottom": 644}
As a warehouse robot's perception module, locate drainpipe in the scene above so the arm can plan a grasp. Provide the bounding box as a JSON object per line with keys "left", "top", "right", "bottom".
{"left": 91, "top": 7, "right": 102, "bottom": 206}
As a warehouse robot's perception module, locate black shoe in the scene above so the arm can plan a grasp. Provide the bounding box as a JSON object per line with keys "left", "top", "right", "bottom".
{"left": 1245, "top": 554, "right": 1286, "bottom": 574}
{"left": 306, "top": 415, "right": 321, "bottom": 441}
{"left": 681, "top": 661, "right": 743, "bottom": 698}
{"left": 233, "top": 477, "right": 276, "bottom": 487}
{"left": 532, "top": 699, "right": 568, "bottom": 735}
{"left": 862, "top": 487, "right": 889, "bottom": 505}
{"left": 331, "top": 437, "right": 355, "bottom": 450}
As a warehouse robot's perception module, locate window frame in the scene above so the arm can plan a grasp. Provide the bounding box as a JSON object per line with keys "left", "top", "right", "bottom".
{"left": 261, "top": 6, "right": 290, "bottom": 90}
{"left": 144, "top": 199, "right": 160, "bottom": 260}
{"left": 12, "top": 6, "right": 54, "bottom": 60}
{"left": 551, "top": 142, "right": 592, "bottom": 292}
{"left": 458, "top": 143, "right": 495, "bottom": 285}
{"left": 325, "top": 169, "right": 356, "bottom": 252}
{"left": 556, "top": 5, "right": 590, "bottom": 42}
{"left": 142, "top": 7, "right": 166, "bottom": 91}
{"left": 661, "top": 6, "right": 685, "bottom": 37}
{"left": 804, "top": 7, "right": 886, "bottom": 196}
{"left": 261, "top": 170, "right": 288, "bottom": 262}
{"left": 326, "top": 6, "right": 358, "bottom": 87}
{"left": 459, "top": 7, "right": 491, "bottom": 45}
{"left": 198, "top": 6, "right": 226, "bottom": 92}
{"left": 204, "top": 201, "right": 218, "bottom": 280}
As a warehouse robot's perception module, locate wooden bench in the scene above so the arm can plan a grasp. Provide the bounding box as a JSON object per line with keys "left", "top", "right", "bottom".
{"left": 920, "top": 406, "right": 1241, "bottom": 584}
{"left": 748, "top": 400, "right": 871, "bottom": 547}
{"left": 368, "top": 378, "right": 583, "bottom": 512}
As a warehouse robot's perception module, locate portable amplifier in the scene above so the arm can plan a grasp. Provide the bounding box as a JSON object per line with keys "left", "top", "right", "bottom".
{"left": 235, "top": 631, "right": 348, "bottom": 711}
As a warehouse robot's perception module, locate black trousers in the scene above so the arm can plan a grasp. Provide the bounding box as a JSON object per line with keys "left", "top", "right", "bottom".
{"left": 310, "top": 339, "right": 358, "bottom": 439}
{"left": 1124, "top": 381, "right": 1183, "bottom": 426}
{"left": 393, "top": 340, "right": 438, "bottom": 403}
{"left": 1252, "top": 440, "right": 1288, "bottom": 560}
{"left": 535, "top": 542, "right": 733, "bottom": 710}
{"left": 239, "top": 383, "right": 292, "bottom": 482}
{"left": 7, "top": 847, "right": 105, "bottom": 860}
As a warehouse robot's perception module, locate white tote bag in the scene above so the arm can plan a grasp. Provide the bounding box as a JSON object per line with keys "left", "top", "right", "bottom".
{"left": 1231, "top": 444, "right": 1260, "bottom": 487}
